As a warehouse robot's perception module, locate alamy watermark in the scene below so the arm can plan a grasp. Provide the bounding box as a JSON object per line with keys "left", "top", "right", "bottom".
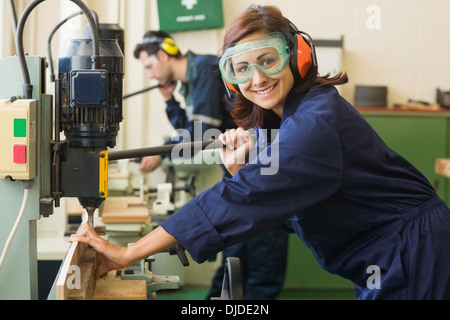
{"left": 366, "top": 264, "right": 381, "bottom": 290}
{"left": 66, "top": 265, "right": 81, "bottom": 290}
{"left": 169, "top": 121, "right": 280, "bottom": 175}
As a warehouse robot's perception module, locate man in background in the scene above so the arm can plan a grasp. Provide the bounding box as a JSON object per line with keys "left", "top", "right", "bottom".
{"left": 133, "top": 30, "right": 235, "bottom": 173}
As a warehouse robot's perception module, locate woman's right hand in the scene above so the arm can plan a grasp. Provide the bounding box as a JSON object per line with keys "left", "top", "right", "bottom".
{"left": 219, "top": 127, "right": 256, "bottom": 176}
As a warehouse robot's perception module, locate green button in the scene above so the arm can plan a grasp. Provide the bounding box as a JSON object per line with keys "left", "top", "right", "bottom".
{"left": 14, "top": 119, "right": 27, "bottom": 137}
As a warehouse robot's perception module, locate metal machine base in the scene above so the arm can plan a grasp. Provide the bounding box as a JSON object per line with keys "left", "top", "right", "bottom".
{"left": 211, "top": 257, "right": 243, "bottom": 300}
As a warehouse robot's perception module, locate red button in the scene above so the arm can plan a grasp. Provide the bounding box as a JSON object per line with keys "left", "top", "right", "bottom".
{"left": 14, "top": 145, "right": 26, "bottom": 163}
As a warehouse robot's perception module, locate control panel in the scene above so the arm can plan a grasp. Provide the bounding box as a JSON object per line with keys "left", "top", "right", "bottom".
{"left": 0, "top": 99, "right": 37, "bottom": 180}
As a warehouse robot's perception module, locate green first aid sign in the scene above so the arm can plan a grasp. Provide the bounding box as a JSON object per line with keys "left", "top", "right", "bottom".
{"left": 157, "top": 0, "right": 224, "bottom": 32}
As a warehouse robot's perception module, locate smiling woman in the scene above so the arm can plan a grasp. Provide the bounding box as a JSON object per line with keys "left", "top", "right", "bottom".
{"left": 69, "top": 4, "right": 450, "bottom": 301}
{"left": 219, "top": 6, "right": 347, "bottom": 130}
{"left": 219, "top": 32, "right": 295, "bottom": 117}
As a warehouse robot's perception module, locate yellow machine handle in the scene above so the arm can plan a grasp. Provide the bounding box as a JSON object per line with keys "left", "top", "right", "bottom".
{"left": 99, "top": 150, "right": 108, "bottom": 198}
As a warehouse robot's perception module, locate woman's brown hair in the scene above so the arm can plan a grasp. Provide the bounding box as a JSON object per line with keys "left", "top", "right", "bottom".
{"left": 221, "top": 5, "right": 348, "bottom": 130}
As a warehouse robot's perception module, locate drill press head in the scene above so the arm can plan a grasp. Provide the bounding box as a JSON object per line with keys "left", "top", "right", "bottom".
{"left": 53, "top": 39, "right": 124, "bottom": 225}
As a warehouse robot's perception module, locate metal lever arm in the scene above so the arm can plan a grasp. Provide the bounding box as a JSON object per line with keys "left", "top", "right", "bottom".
{"left": 108, "top": 139, "right": 224, "bottom": 161}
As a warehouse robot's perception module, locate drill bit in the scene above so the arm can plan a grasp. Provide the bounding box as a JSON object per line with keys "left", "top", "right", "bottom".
{"left": 86, "top": 207, "right": 96, "bottom": 228}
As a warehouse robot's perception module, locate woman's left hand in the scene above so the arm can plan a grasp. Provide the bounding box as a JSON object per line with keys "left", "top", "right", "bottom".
{"left": 69, "top": 223, "right": 128, "bottom": 278}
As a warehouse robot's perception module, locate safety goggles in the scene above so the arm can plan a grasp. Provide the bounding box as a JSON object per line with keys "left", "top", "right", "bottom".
{"left": 219, "top": 32, "right": 291, "bottom": 85}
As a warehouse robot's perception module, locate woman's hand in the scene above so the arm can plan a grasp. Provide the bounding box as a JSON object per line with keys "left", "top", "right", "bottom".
{"left": 219, "top": 127, "right": 256, "bottom": 176}
{"left": 69, "top": 224, "right": 128, "bottom": 278}
{"left": 69, "top": 224, "right": 179, "bottom": 279}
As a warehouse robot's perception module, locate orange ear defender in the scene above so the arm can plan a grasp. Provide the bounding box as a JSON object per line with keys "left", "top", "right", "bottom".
{"left": 293, "top": 33, "right": 313, "bottom": 79}
{"left": 223, "top": 79, "right": 241, "bottom": 96}
{"left": 282, "top": 18, "right": 318, "bottom": 81}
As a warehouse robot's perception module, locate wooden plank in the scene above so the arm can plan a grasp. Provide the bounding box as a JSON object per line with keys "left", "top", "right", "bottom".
{"left": 56, "top": 220, "right": 104, "bottom": 300}
{"left": 56, "top": 241, "right": 94, "bottom": 300}
{"left": 93, "top": 271, "right": 147, "bottom": 300}
{"left": 393, "top": 102, "right": 441, "bottom": 111}
{"left": 66, "top": 198, "right": 86, "bottom": 216}
{"left": 56, "top": 223, "right": 148, "bottom": 300}
{"left": 56, "top": 238, "right": 100, "bottom": 300}
{"left": 67, "top": 247, "right": 99, "bottom": 300}
{"left": 100, "top": 196, "right": 150, "bottom": 223}
{"left": 56, "top": 241, "right": 77, "bottom": 300}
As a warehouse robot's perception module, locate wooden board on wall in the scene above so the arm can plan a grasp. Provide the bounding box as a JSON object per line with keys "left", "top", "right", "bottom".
{"left": 100, "top": 196, "right": 150, "bottom": 223}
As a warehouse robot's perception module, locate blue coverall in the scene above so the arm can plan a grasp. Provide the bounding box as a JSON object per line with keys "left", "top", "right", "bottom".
{"left": 162, "top": 51, "right": 288, "bottom": 300}
{"left": 161, "top": 85, "right": 450, "bottom": 300}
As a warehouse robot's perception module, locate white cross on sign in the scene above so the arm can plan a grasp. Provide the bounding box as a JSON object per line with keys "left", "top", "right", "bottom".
{"left": 181, "top": 0, "right": 197, "bottom": 10}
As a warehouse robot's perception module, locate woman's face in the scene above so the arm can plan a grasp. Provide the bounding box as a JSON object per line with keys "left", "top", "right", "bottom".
{"left": 236, "top": 32, "right": 294, "bottom": 118}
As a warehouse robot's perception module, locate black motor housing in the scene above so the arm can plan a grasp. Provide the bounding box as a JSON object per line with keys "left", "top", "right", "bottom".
{"left": 58, "top": 39, "right": 124, "bottom": 148}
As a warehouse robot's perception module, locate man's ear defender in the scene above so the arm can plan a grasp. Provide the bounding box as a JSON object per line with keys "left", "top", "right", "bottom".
{"left": 142, "top": 36, "right": 179, "bottom": 56}
{"left": 160, "top": 37, "right": 179, "bottom": 56}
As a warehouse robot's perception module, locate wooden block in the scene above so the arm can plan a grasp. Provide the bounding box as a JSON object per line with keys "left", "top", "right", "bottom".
{"left": 436, "top": 158, "right": 450, "bottom": 179}
{"left": 93, "top": 271, "right": 147, "bottom": 300}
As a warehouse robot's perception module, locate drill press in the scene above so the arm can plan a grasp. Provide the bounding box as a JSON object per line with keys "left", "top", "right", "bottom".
{"left": 0, "top": 0, "right": 123, "bottom": 299}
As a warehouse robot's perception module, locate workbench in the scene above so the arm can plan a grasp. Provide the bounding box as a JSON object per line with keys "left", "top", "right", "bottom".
{"left": 53, "top": 237, "right": 148, "bottom": 300}
{"left": 359, "top": 108, "right": 450, "bottom": 205}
